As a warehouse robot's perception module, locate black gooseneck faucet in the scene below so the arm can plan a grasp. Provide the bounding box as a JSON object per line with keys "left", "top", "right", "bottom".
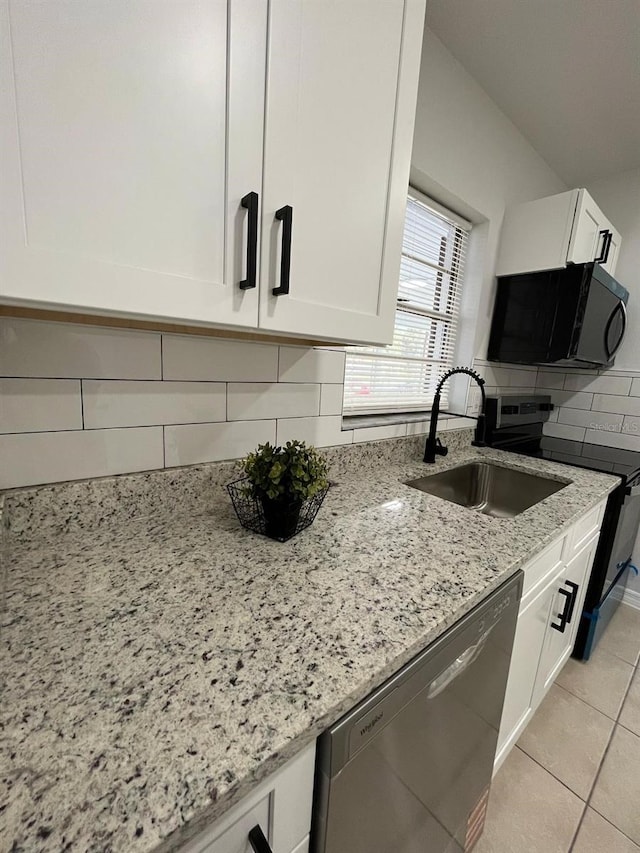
{"left": 423, "top": 367, "right": 487, "bottom": 463}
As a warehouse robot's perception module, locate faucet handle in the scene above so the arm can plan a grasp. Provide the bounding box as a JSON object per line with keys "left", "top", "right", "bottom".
{"left": 435, "top": 438, "right": 449, "bottom": 457}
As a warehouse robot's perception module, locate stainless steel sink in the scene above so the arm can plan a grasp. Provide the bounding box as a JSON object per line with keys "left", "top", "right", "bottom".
{"left": 405, "top": 461, "right": 567, "bottom": 518}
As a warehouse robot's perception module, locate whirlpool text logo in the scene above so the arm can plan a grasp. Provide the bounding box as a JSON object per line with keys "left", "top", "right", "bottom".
{"left": 360, "top": 711, "right": 384, "bottom": 737}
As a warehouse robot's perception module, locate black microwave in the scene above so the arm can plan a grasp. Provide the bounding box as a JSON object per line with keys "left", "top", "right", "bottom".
{"left": 488, "top": 262, "right": 629, "bottom": 367}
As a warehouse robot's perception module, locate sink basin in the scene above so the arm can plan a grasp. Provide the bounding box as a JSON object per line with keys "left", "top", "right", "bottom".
{"left": 406, "top": 461, "right": 567, "bottom": 518}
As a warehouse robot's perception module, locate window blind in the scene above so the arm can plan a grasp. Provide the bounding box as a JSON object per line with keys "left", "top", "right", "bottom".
{"left": 343, "top": 191, "right": 470, "bottom": 414}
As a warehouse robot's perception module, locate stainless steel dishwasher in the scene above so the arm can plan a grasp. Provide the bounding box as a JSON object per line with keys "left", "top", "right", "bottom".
{"left": 312, "top": 571, "right": 522, "bottom": 853}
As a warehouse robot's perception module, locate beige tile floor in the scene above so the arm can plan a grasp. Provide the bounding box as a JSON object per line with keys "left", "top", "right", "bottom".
{"left": 476, "top": 603, "right": 640, "bottom": 853}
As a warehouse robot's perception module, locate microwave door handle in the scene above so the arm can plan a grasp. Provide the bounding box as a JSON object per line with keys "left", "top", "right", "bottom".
{"left": 604, "top": 301, "right": 627, "bottom": 360}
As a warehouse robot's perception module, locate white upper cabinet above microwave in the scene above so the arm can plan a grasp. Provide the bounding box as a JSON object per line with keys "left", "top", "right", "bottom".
{"left": 0, "top": 0, "right": 426, "bottom": 346}
{"left": 496, "top": 188, "right": 622, "bottom": 279}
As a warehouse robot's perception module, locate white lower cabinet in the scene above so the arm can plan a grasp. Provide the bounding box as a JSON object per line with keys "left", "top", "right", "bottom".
{"left": 494, "top": 499, "right": 606, "bottom": 773}
{"left": 531, "top": 538, "right": 596, "bottom": 707}
{"left": 181, "top": 742, "right": 316, "bottom": 853}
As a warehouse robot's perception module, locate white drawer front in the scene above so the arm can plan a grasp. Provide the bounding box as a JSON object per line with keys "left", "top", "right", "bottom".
{"left": 521, "top": 535, "right": 565, "bottom": 599}
{"left": 566, "top": 501, "right": 606, "bottom": 558}
{"left": 184, "top": 795, "right": 270, "bottom": 853}
{"left": 180, "top": 743, "right": 316, "bottom": 853}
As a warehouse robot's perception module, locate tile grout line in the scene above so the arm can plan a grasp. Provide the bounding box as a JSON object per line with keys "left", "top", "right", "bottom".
{"left": 567, "top": 645, "right": 639, "bottom": 852}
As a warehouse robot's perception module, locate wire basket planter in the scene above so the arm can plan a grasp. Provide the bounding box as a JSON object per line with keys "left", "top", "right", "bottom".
{"left": 227, "top": 478, "right": 330, "bottom": 542}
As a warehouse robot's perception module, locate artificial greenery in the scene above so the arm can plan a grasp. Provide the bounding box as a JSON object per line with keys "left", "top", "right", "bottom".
{"left": 240, "top": 440, "right": 329, "bottom": 503}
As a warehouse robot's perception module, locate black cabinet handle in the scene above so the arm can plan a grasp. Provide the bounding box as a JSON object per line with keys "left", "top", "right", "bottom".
{"left": 565, "top": 580, "right": 579, "bottom": 624}
{"left": 551, "top": 586, "right": 572, "bottom": 633}
{"left": 239, "top": 192, "right": 259, "bottom": 290}
{"left": 551, "top": 580, "right": 579, "bottom": 633}
{"left": 248, "top": 824, "right": 273, "bottom": 853}
{"left": 272, "top": 204, "right": 293, "bottom": 296}
{"left": 594, "top": 229, "right": 612, "bottom": 264}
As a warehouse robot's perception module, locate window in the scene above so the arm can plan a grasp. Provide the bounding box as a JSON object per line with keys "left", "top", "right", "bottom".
{"left": 343, "top": 190, "right": 470, "bottom": 414}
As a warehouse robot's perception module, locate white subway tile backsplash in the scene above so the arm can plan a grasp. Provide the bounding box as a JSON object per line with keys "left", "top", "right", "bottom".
{"left": 0, "top": 427, "right": 163, "bottom": 489}
{"left": 622, "top": 416, "right": 640, "bottom": 437}
{"left": 543, "top": 422, "right": 587, "bottom": 442}
{"left": 278, "top": 347, "right": 346, "bottom": 384}
{"left": 584, "top": 428, "right": 640, "bottom": 453}
{"left": 537, "top": 371, "right": 566, "bottom": 390}
{"left": 0, "top": 318, "right": 161, "bottom": 379}
{"left": 82, "top": 380, "right": 226, "bottom": 429}
{"left": 508, "top": 368, "right": 537, "bottom": 388}
{"left": 592, "top": 394, "right": 640, "bottom": 417}
{"left": 558, "top": 408, "right": 623, "bottom": 432}
{"left": 477, "top": 366, "right": 511, "bottom": 387}
{"left": 0, "top": 379, "right": 82, "bottom": 434}
{"left": 539, "top": 389, "right": 594, "bottom": 410}
{"left": 406, "top": 420, "right": 431, "bottom": 436}
{"left": 227, "top": 383, "right": 319, "bottom": 421}
{"left": 162, "top": 335, "right": 278, "bottom": 382}
{"left": 563, "top": 374, "right": 632, "bottom": 395}
{"left": 352, "top": 423, "right": 407, "bottom": 443}
{"left": 276, "top": 415, "right": 353, "bottom": 447}
{"left": 164, "top": 420, "right": 276, "bottom": 467}
{"left": 319, "top": 384, "right": 344, "bottom": 416}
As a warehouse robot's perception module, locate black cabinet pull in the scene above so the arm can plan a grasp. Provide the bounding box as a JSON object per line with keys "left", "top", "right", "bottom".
{"left": 551, "top": 580, "right": 580, "bottom": 633}
{"left": 565, "top": 580, "right": 579, "bottom": 624}
{"left": 272, "top": 204, "right": 293, "bottom": 296}
{"left": 248, "top": 824, "right": 273, "bottom": 853}
{"left": 594, "top": 229, "right": 611, "bottom": 264}
{"left": 239, "top": 191, "right": 259, "bottom": 290}
{"left": 550, "top": 586, "right": 571, "bottom": 632}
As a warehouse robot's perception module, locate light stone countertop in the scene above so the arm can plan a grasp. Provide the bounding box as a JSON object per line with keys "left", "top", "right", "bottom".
{"left": 0, "top": 438, "right": 619, "bottom": 852}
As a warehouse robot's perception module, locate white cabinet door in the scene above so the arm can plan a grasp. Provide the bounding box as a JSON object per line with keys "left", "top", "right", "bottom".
{"left": 1, "top": 0, "right": 265, "bottom": 328}
{"left": 566, "top": 189, "right": 610, "bottom": 266}
{"left": 602, "top": 225, "right": 622, "bottom": 277}
{"left": 258, "top": 0, "right": 425, "bottom": 345}
{"left": 532, "top": 537, "right": 597, "bottom": 708}
{"left": 495, "top": 566, "right": 559, "bottom": 771}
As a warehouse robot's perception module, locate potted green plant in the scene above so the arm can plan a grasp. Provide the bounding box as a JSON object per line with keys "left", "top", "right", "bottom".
{"left": 238, "top": 440, "right": 329, "bottom": 540}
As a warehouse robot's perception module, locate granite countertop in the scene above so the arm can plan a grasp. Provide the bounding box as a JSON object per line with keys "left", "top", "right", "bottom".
{"left": 0, "top": 439, "right": 619, "bottom": 852}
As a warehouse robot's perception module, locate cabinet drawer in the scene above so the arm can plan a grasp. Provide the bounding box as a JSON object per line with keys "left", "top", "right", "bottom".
{"left": 183, "top": 795, "right": 270, "bottom": 853}
{"left": 521, "top": 535, "right": 565, "bottom": 599}
{"left": 565, "top": 502, "right": 605, "bottom": 558}
{"left": 182, "top": 743, "right": 315, "bottom": 853}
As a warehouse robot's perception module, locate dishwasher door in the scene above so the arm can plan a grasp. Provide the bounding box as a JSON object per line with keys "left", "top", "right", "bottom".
{"left": 312, "top": 571, "right": 522, "bottom": 853}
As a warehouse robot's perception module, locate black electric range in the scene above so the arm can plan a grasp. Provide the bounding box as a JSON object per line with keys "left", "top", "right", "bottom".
{"left": 484, "top": 394, "right": 640, "bottom": 660}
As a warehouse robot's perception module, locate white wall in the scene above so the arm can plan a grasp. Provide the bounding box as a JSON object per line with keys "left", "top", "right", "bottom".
{"left": 411, "top": 28, "right": 566, "bottom": 374}
{"left": 587, "top": 167, "right": 640, "bottom": 372}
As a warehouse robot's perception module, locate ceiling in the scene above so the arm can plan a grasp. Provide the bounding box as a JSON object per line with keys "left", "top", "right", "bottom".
{"left": 425, "top": 0, "right": 640, "bottom": 187}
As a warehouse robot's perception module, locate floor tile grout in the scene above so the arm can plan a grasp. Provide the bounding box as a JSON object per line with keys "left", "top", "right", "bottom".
{"left": 567, "top": 646, "right": 639, "bottom": 852}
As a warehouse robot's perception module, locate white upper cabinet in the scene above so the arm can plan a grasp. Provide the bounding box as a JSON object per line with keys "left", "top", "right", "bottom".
{"left": 1, "top": 0, "right": 266, "bottom": 327}
{"left": 258, "top": 0, "right": 424, "bottom": 344}
{"left": 497, "top": 188, "right": 622, "bottom": 278}
{"left": 1, "top": 0, "right": 426, "bottom": 345}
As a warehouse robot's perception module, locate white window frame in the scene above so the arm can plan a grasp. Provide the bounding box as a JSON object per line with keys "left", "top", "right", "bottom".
{"left": 343, "top": 188, "right": 471, "bottom": 415}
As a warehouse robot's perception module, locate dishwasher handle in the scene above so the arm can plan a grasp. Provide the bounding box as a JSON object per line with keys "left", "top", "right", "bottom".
{"left": 426, "top": 627, "right": 493, "bottom": 699}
